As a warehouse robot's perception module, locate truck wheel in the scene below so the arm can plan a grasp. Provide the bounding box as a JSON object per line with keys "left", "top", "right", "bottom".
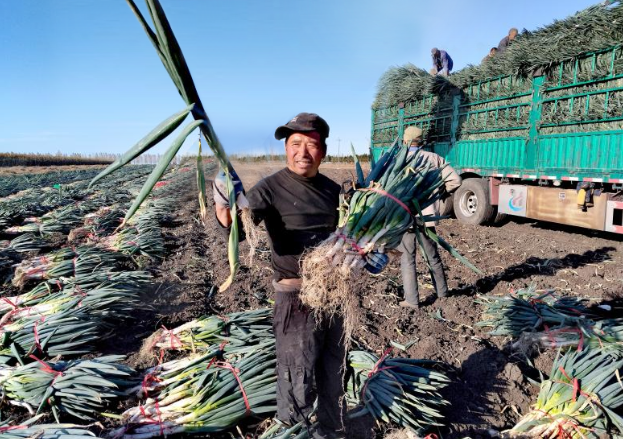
{"left": 438, "top": 194, "right": 454, "bottom": 217}
{"left": 453, "top": 179, "right": 495, "bottom": 225}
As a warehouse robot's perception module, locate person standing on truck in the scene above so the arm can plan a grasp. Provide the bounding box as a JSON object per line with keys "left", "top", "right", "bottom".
{"left": 397, "top": 126, "right": 461, "bottom": 309}
{"left": 497, "top": 28, "right": 518, "bottom": 54}
{"left": 482, "top": 47, "right": 498, "bottom": 63}
{"left": 431, "top": 48, "right": 453, "bottom": 76}
{"left": 212, "top": 112, "right": 386, "bottom": 439}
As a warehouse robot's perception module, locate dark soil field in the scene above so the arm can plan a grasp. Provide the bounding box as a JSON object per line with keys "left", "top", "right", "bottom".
{"left": 100, "top": 161, "right": 623, "bottom": 439}
{"left": 0, "top": 165, "right": 108, "bottom": 176}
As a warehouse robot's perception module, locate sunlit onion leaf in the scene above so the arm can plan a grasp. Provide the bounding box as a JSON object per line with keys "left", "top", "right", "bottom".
{"left": 123, "top": 119, "right": 204, "bottom": 224}
{"left": 89, "top": 104, "right": 194, "bottom": 188}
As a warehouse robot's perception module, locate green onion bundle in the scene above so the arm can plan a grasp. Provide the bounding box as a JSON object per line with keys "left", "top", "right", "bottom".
{"left": 0, "top": 271, "right": 151, "bottom": 316}
{"left": 81, "top": 206, "right": 126, "bottom": 235}
{"left": 0, "top": 308, "right": 100, "bottom": 364}
{"left": 6, "top": 233, "right": 55, "bottom": 254}
{"left": 111, "top": 342, "right": 277, "bottom": 439}
{"left": 505, "top": 349, "right": 623, "bottom": 438}
{"left": 518, "top": 317, "right": 623, "bottom": 355}
{"left": 0, "top": 421, "right": 98, "bottom": 439}
{"left": 12, "top": 247, "right": 121, "bottom": 288}
{"left": 149, "top": 308, "right": 273, "bottom": 353}
{"left": 346, "top": 350, "right": 450, "bottom": 434}
{"left": 477, "top": 288, "right": 590, "bottom": 337}
{"left": 1, "top": 283, "right": 142, "bottom": 331}
{"left": 98, "top": 224, "right": 164, "bottom": 259}
{"left": 1, "top": 355, "right": 136, "bottom": 422}
{"left": 300, "top": 144, "right": 477, "bottom": 340}
{"left": 0, "top": 275, "right": 149, "bottom": 363}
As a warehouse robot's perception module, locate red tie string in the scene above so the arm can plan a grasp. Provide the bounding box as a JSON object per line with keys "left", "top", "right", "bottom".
{"left": 557, "top": 367, "right": 581, "bottom": 403}
{"left": 210, "top": 360, "right": 251, "bottom": 415}
{"left": 360, "top": 348, "right": 396, "bottom": 403}
{"left": 0, "top": 425, "right": 28, "bottom": 433}
{"left": 33, "top": 316, "right": 46, "bottom": 353}
{"left": 139, "top": 370, "right": 165, "bottom": 435}
{"left": 359, "top": 187, "right": 412, "bottom": 215}
{"left": 544, "top": 325, "right": 585, "bottom": 352}
{"left": 2, "top": 297, "right": 18, "bottom": 310}
{"left": 336, "top": 234, "right": 366, "bottom": 256}
{"left": 160, "top": 325, "right": 182, "bottom": 350}
{"left": 206, "top": 341, "right": 229, "bottom": 370}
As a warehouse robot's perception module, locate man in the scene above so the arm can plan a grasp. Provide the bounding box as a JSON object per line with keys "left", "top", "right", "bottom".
{"left": 397, "top": 126, "right": 461, "bottom": 309}
{"left": 431, "top": 48, "right": 453, "bottom": 76}
{"left": 482, "top": 47, "right": 498, "bottom": 63}
{"left": 213, "top": 113, "right": 382, "bottom": 439}
{"left": 497, "top": 28, "right": 518, "bottom": 54}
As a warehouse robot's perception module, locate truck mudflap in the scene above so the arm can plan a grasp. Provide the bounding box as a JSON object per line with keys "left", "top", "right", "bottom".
{"left": 605, "top": 200, "right": 623, "bottom": 234}
{"left": 498, "top": 185, "right": 614, "bottom": 231}
{"left": 498, "top": 185, "right": 527, "bottom": 217}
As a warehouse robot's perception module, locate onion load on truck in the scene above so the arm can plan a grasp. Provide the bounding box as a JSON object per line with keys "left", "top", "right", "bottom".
{"left": 371, "top": 1, "right": 623, "bottom": 233}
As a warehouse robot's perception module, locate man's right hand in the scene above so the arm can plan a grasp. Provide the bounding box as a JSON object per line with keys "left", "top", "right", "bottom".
{"left": 212, "top": 167, "right": 244, "bottom": 208}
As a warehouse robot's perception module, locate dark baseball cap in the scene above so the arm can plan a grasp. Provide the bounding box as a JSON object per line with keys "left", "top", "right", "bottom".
{"left": 274, "top": 112, "right": 330, "bottom": 140}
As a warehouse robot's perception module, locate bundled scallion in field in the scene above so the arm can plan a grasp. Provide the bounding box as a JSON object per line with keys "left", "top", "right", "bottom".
{"left": 0, "top": 272, "right": 150, "bottom": 364}
{"left": 0, "top": 271, "right": 150, "bottom": 316}
{"left": 0, "top": 355, "right": 136, "bottom": 422}
{"left": 300, "top": 143, "right": 479, "bottom": 339}
{"left": 0, "top": 420, "right": 98, "bottom": 439}
{"left": 12, "top": 246, "right": 121, "bottom": 288}
{"left": 110, "top": 342, "right": 277, "bottom": 439}
{"left": 504, "top": 349, "right": 623, "bottom": 438}
{"left": 516, "top": 317, "right": 623, "bottom": 355}
{"left": 347, "top": 350, "right": 450, "bottom": 434}
{"left": 148, "top": 308, "right": 273, "bottom": 354}
{"left": 477, "top": 288, "right": 591, "bottom": 338}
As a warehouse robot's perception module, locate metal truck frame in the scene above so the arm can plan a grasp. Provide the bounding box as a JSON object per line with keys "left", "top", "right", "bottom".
{"left": 371, "top": 45, "right": 623, "bottom": 234}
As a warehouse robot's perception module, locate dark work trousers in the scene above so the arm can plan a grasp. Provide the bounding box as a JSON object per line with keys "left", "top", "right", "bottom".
{"left": 397, "top": 227, "right": 448, "bottom": 305}
{"left": 272, "top": 280, "right": 346, "bottom": 434}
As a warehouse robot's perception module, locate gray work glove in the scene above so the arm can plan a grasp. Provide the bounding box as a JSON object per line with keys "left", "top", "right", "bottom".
{"left": 364, "top": 250, "right": 389, "bottom": 274}
{"left": 212, "top": 167, "right": 244, "bottom": 208}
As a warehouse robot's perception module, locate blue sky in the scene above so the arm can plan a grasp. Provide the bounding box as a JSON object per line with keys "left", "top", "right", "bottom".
{"left": 0, "top": 0, "right": 597, "bottom": 157}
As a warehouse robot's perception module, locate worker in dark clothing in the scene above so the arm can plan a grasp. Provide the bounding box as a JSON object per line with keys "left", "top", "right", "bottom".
{"left": 213, "top": 113, "right": 386, "bottom": 439}
{"left": 397, "top": 126, "right": 461, "bottom": 309}
{"left": 431, "top": 48, "right": 453, "bottom": 76}
{"left": 482, "top": 47, "right": 498, "bottom": 63}
{"left": 497, "top": 28, "right": 518, "bottom": 54}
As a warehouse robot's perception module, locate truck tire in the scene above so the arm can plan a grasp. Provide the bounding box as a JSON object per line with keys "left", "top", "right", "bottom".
{"left": 438, "top": 194, "right": 454, "bottom": 217}
{"left": 453, "top": 178, "right": 496, "bottom": 225}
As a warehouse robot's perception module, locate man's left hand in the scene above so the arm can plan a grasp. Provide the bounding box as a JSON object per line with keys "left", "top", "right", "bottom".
{"left": 213, "top": 167, "right": 244, "bottom": 207}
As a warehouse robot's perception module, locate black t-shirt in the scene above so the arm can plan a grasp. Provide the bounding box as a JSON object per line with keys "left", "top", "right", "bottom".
{"left": 247, "top": 168, "right": 340, "bottom": 281}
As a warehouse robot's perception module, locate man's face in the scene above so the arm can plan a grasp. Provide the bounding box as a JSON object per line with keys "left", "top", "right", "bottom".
{"left": 285, "top": 131, "right": 325, "bottom": 177}
{"left": 509, "top": 30, "right": 518, "bottom": 40}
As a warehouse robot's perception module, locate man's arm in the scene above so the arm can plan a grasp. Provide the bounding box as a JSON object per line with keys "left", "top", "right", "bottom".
{"left": 215, "top": 204, "right": 232, "bottom": 227}
{"left": 441, "top": 161, "right": 462, "bottom": 193}
{"left": 214, "top": 178, "right": 270, "bottom": 232}
{"left": 497, "top": 36, "right": 509, "bottom": 53}
{"left": 441, "top": 53, "right": 451, "bottom": 76}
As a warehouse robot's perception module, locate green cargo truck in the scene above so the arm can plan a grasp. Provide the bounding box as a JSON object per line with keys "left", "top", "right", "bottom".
{"left": 371, "top": 39, "right": 623, "bottom": 234}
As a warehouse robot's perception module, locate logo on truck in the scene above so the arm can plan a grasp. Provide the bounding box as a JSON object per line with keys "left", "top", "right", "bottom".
{"left": 509, "top": 189, "right": 525, "bottom": 212}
